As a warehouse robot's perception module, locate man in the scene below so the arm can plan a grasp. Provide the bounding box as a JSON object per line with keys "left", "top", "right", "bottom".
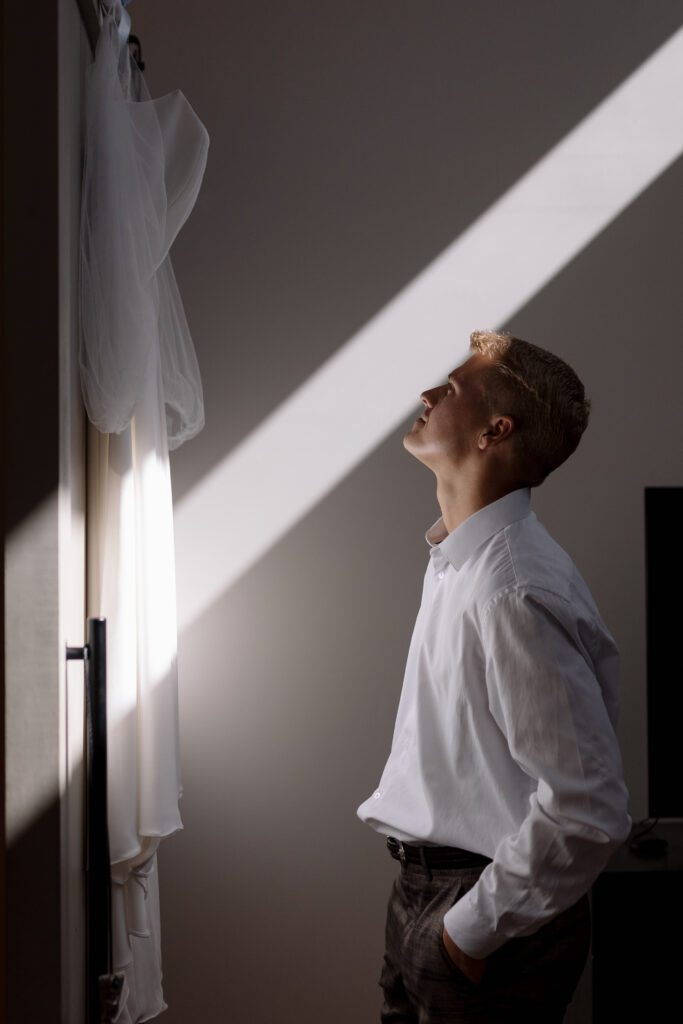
{"left": 358, "top": 330, "right": 630, "bottom": 1023}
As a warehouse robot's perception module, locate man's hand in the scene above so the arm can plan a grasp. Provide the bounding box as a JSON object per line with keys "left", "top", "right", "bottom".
{"left": 442, "top": 927, "right": 487, "bottom": 984}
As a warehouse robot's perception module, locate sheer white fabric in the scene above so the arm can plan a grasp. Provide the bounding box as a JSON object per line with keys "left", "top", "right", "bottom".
{"left": 80, "top": 3, "right": 208, "bottom": 449}
{"left": 80, "top": 3, "right": 209, "bottom": 1020}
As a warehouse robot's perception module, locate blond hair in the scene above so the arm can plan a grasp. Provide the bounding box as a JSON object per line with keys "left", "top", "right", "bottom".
{"left": 470, "top": 330, "right": 590, "bottom": 485}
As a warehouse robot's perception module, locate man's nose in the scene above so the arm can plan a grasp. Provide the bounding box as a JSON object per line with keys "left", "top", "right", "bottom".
{"left": 421, "top": 385, "right": 445, "bottom": 408}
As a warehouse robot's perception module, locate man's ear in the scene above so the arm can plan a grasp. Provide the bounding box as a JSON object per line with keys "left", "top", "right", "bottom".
{"left": 478, "top": 415, "right": 515, "bottom": 450}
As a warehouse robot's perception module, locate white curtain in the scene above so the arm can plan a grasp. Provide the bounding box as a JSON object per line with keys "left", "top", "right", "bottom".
{"left": 80, "top": 3, "right": 209, "bottom": 1019}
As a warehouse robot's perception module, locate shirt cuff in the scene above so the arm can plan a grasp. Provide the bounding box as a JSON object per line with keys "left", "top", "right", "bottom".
{"left": 443, "top": 893, "right": 508, "bottom": 960}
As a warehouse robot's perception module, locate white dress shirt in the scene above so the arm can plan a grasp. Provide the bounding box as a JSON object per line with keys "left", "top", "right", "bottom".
{"left": 358, "top": 488, "right": 630, "bottom": 959}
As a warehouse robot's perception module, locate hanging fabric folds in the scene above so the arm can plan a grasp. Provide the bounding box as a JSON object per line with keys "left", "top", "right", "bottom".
{"left": 80, "top": 3, "right": 209, "bottom": 1020}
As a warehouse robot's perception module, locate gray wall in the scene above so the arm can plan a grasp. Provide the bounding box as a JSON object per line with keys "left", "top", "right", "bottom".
{"left": 2, "top": 1, "right": 88, "bottom": 1020}
{"left": 129, "top": 3, "right": 683, "bottom": 1021}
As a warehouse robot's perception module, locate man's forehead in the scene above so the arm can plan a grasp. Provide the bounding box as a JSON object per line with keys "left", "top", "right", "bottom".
{"left": 448, "top": 352, "right": 488, "bottom": 380}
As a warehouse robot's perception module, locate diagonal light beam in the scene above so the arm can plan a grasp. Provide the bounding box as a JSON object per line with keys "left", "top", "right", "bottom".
{"left": 176, "top": 26, "right": 683, "bottom": 629}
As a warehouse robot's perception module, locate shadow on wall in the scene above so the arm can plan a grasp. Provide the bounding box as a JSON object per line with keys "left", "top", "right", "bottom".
{"left": 6, "top": 798, "right": 77, "bottom": 1020}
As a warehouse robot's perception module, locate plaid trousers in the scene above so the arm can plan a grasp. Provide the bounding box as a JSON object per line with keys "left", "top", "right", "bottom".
{"left": 380, "top": 860, "right": 590, "bottom": 1023}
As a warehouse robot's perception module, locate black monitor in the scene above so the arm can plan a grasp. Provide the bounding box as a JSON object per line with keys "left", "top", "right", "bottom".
{"left": 645, "top": 486, "right": 683, "bottom": 818}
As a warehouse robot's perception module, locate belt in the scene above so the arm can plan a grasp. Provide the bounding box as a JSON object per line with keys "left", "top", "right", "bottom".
{"left": 387, "top": 836, "right": 492, "bottom": 869}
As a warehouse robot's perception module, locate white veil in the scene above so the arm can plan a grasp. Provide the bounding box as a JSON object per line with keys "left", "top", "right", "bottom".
{"left": 79, "top": 3, "right": 208, "bottom": 448}
{"left": 79, "top": 4, "right": 209, "bottom": 1020}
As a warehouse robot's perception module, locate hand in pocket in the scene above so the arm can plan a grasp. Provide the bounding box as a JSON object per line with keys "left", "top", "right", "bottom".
{"left": 442, "top": 927, "right": 487, "bottom": 984}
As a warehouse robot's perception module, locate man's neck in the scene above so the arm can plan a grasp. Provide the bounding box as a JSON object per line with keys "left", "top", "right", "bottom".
{"left": 435, "top": 473, "right": 523, "bottom": 534}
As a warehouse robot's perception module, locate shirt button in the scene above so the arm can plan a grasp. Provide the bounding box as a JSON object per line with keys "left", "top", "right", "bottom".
{"left": 373, "top": 790, "right": 381, "bottom": 800}
{"left": 438, "top": 570, "right": 445, "bottom": 579}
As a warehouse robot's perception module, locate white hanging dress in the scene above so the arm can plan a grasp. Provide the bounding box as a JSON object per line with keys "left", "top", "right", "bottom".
{"left": 80, "top": 3, "right": 209, "bottom": 1019}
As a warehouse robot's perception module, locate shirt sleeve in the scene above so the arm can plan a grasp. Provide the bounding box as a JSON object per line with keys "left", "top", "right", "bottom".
{"left": 443, "top": 586, "right": 631, "bottom": 959}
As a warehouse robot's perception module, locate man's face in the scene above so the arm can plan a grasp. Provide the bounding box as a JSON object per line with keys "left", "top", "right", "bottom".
{"left": 403, "top": 353, "right": 492, "bottom": 470}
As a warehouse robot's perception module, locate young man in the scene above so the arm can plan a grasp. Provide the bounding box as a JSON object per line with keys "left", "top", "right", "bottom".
{"left": 358, "top": 330, "right": 630, "bottom": 1023}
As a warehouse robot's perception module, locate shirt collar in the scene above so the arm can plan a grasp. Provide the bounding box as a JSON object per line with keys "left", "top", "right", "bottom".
{"left": 426, "top": 487, "right": 532, "bottom": 573}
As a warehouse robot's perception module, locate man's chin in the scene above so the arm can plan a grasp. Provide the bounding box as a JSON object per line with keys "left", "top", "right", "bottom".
{"left": 402, "top": 430, "right": 418, "bottom": 452}
{"left": 403, "top": 430, "right": 429, "bottom": 463}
